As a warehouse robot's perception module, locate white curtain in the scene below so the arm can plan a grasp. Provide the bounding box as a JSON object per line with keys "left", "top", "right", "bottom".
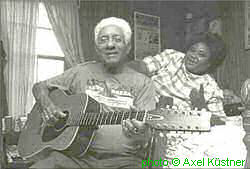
{"left": 43, "top": 0, "right": 84, "bottom": 67}
{"left": 0, "top": 0, "right": 39, "bottom": 119}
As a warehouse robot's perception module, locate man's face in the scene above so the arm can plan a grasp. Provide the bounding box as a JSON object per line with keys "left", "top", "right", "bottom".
{"left": 95, "top": 25, "right": 130, "bottom": 66}
{"left": 184, "top": 42, "right": 211, "bottom": 75}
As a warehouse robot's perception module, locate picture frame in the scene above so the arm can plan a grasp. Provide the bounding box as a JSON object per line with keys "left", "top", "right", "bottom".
{"left": 134, "top": 11, "right": 161, "bottom": 60}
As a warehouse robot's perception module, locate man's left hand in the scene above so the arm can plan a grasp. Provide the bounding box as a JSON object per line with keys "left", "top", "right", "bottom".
{"left": 122, "top": 119, "right": 151, "bottom": 145}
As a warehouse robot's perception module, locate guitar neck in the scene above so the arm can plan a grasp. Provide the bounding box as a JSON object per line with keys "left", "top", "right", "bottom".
{"left": 68, "top": 111, "right": 146, "bottom": 127}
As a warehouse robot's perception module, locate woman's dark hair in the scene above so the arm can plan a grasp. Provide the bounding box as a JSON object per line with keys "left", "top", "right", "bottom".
{"left": 185, "top": 33, "right": 226, "bottom": 73}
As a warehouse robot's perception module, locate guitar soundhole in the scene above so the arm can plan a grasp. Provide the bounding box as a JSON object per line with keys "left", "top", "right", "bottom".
{"left": 42, "top": 112, "right": 69, "bottom": 142}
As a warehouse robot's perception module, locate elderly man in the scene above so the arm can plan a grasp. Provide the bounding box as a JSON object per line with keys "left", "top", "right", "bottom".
{"left": 29, "top": 17, "right": 156, "bottom": 169}
{"left": 128, "top": 33, "right": 227, "bottom": 167}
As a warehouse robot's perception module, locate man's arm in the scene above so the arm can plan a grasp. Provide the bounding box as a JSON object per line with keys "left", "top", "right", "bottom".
{"left": 32, "top": 66, "right": 80, "bottom": 125}
{"left": 122, "top": 76, "right": 156, "bottom": 145}
{"left": 33, "top": 82, "right": 66, "bottom": 125}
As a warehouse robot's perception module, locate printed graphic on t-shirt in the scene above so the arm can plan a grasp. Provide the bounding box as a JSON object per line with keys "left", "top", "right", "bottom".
{"left": 85, "top": 79, "right": 135, "bottom": 109}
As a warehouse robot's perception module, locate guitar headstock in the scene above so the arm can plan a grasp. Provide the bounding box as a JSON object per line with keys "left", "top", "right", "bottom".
{"left": 146, "top": 107, "right": 211, "bottom": 132}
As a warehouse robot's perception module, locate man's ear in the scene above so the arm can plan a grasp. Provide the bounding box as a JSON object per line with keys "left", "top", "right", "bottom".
{"left": 94, "top": 44, "right": 103, "bottom": 62}
{"left": 126, "top": 42, "right": 131, "bottom": 55}
{"left": 95, "top": 44, "right": 101, "bottom": 55}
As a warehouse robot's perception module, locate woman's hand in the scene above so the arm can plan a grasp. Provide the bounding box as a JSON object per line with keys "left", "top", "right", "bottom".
{"left": 189, "top": 84, "right": 207, "bottom": 110}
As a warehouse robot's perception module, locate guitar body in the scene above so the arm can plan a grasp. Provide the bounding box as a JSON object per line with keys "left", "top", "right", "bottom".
{"left": 18, "top": 89, "right": 211, "bottom": 160}
{"left": 18, "top": 89, "right": 100, "bottom": 159}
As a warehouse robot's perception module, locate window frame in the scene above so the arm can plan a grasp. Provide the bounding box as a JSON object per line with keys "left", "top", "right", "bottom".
{"left": 35, "top": 2, "right": 65, "bottom": 82}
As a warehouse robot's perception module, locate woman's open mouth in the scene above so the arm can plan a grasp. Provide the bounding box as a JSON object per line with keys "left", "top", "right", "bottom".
{"left": 186, "top": 57, "right": 198, "bottom": 65}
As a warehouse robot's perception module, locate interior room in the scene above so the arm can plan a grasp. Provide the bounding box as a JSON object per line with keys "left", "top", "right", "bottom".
{"left": 0, "top": 0, "right": 249, "bottom": 168}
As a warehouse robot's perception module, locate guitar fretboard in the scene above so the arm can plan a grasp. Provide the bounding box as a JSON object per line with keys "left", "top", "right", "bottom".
{"left": 67, "top": 111, "right": 146, "bottom": 126}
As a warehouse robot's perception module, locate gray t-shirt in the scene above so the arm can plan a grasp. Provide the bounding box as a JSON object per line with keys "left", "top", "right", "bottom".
{"left": 45, "top": 61, "right": 156, "bottom": 158}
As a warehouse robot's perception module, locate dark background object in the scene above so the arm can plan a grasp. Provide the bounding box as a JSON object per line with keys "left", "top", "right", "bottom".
{"left": 156, "top": 96, "right": 173, "bottom": 109}
{"left": 223, "top": 103, "right": 244, "bottom": 116}
{"left": 0, "top": 40, "right": 7, "bottom": 169}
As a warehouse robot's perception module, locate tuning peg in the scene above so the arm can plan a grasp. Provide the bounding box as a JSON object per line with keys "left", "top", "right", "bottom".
{"left": 160, "top": 108, "right": 165, "bottom": 112}
{"left": 159, "top": 132, "right": 164, "bottom": 137}
{"left": 163, "top": 124, "right": 169, "bottom": 129}
{"left": 172, "top": 105, "right": 178, "bottom": 110}
{"left": 156, "top": 123, "right": 166, "bottom": 130}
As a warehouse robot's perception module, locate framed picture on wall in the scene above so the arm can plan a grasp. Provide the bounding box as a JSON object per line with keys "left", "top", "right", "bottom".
{"left": 134, "top": 11, "right": 160, "bottom": 60}
{"left": 245, "top": 0, "right": 250, "bottom": 49}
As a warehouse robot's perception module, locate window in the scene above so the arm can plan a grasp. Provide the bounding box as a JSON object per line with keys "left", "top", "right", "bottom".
{"left": 35, "top": 3, "right": 64, "bottom": 82}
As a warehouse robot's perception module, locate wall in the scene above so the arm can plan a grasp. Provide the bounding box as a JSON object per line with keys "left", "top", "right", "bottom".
{"left": 79, "top": 1, "right": 249, "bottom": 94}
{"left": 216, "top": 1, "right": 250, "bottom": 94}
{"left": 79, "top": 1, "right": 186, "bottom": 61}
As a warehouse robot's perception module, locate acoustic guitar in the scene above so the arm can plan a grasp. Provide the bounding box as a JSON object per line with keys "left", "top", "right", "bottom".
{"left": 18, "top": 89, "right": 211, "bottom": 159}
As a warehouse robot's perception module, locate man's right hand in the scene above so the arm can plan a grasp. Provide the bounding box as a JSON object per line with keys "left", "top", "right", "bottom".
{"left": 32, "top": 82, "right": 67, "bottom": 126}
{"left": 40, "top": 101, "right": 66, "bottom": 126}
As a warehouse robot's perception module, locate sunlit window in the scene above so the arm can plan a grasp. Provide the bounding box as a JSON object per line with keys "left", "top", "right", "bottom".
{"left": 35, "top": 3, "right": 64, "bottom": 82}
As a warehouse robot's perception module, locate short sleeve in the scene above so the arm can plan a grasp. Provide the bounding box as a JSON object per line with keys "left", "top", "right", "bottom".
{"left": 142, "top": 49, "right": 183, "bottom": 75}
{"left": 44, "top": 66, "right": 80, "bottom": 92}
{"left": 133, "top": 76, "right": 157, "bottom": 111}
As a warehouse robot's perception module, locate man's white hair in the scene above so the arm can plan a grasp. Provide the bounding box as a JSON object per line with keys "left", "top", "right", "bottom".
{"left": 94, "top": 17, "right": 132, "bottom": 44}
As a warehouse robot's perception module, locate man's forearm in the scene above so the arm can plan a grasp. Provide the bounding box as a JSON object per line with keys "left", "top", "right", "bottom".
{"left": 32, "top": 82, "right": 53, "bottom": 107}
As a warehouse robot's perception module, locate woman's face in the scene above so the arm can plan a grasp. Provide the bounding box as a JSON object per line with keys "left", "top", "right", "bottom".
{"left": 184, "top": 42, "right": 211, "bottom": 75}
